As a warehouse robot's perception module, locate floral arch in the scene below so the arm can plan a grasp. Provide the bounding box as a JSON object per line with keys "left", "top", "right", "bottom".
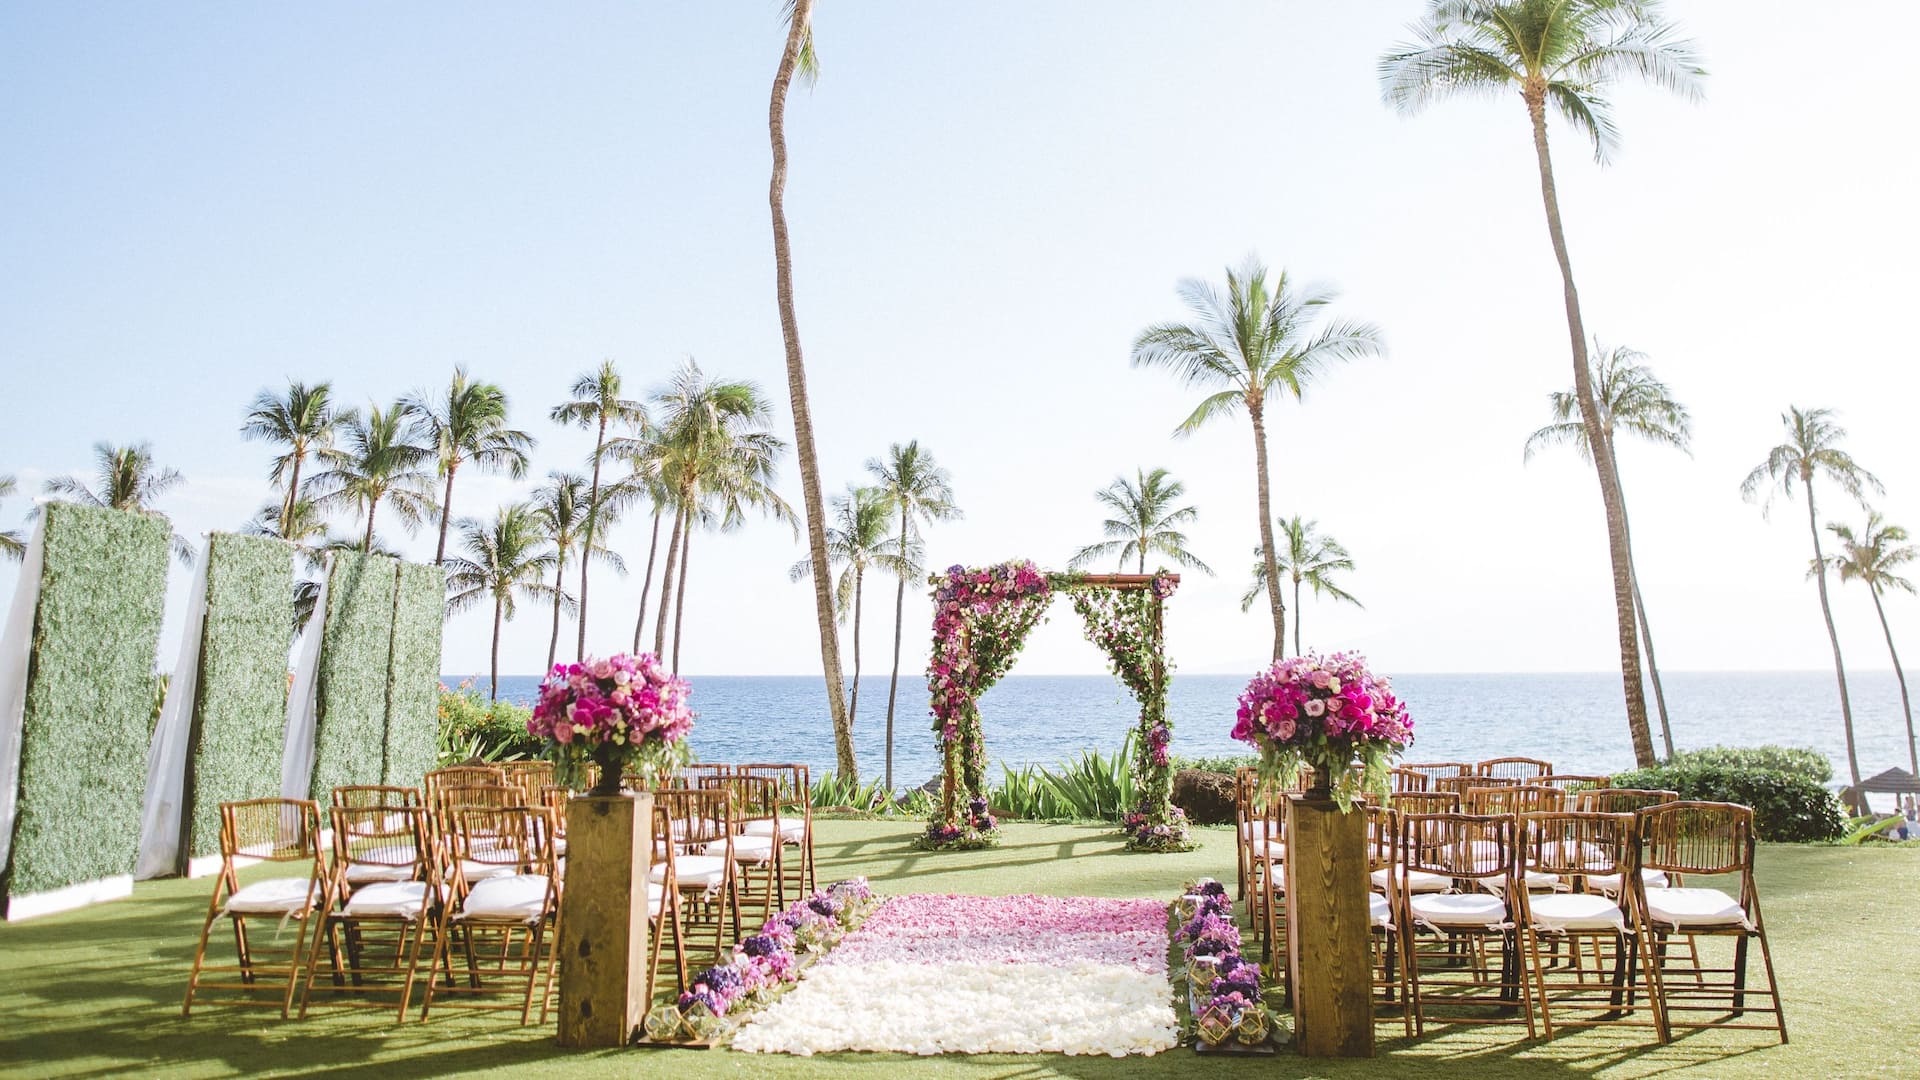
{"left": 921, "top": 560, "right": 1191, "bottom": 852}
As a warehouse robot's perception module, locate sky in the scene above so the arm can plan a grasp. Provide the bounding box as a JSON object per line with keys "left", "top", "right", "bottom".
{"left": 2, "top": 2, "right": 1916, "bottom": 683}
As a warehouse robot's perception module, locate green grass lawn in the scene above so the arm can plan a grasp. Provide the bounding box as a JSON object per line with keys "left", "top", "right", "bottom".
{"left": 2, "top": 820, "right": 1914, "bottom": 1079}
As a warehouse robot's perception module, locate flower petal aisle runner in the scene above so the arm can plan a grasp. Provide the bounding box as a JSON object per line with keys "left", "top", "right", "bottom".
{"left": 732, "top": 894, "right": 1179, "bottom": 1057}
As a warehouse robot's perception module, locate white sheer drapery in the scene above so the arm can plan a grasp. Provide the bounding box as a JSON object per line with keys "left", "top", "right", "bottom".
{"left": 0, "top": 517, "right": 46, "bottom": 874}
{"left": 134, "top": 542, "right": 211, "bottom": 880}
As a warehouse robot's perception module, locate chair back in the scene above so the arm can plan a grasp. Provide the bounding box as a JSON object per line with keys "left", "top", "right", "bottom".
{"left": 1434, "top": 773, "right": 1513, "bottom": 800}
{"left": 424, "top": 765, "right": 507, "bottom": 798}
{"left": 1535, "top": 773, "right": 1611, "bottom": 795}
{"left": 1522, "top": 811, "right": 1632, "bottom": 877}
{"left": 1635, "top": 801, "right": 1754, "bottom": 876}
{"left": 220, "top": 798, "right": 323, "bottom": 864}
{"left": 1365, "top": 804, "right": 1399, "bottom": 875}
{"left": 680, "top": 762, "right": 733, "bottom": 787}
{"left": 1400, "top": 812, "right": 1517, "bottom": 882}
{"left": 499, "top": 761, "right": 555, "bottom": 802}
{"left": 652, "top": 787, "right": 736, "bottom": 851}
{"left": 1389, "top": 767, "right": 1429, "bottom": 793}
{"left": 1390, "top": 790, "right": 1460, "bottom": 816}
{"left": 331, "top": 784, "right": 421, "bottom": 809}
{"left": 1464, "top": 784, "right": 1565, "bottom": 817}
{"left": 449, "top": 805, "right": 552, "bottom": 885}
{"left": 330, "top": 804, "right": 431, "bottom": 883}
{"left": 1401, "top": 761, "right": 1471, "bottom": 782}
{"left": 701, "top": 773, "right": 781, "bottom": 828}
{"left": 736, "top": 763, "right": 811, "bottom": 811}
{"left": 1579, "top": 787, "right": 1678, "bottom": 815}
{"left": 1476, "top": 756, "right": 1553, "bottom": 781}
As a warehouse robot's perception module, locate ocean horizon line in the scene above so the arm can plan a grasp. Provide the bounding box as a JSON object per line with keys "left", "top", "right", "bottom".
{"left": 446, "top": 668, "right": 1903, "bottom": 680}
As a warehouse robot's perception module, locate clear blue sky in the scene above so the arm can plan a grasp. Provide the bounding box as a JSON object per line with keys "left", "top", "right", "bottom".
{"left": 2, "top": 2, "right": 1916, "bottom": 679}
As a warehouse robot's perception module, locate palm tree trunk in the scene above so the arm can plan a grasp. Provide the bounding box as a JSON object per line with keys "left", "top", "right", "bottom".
{"left": 671, "top": 519, "right": 692, "bottom": 673}
{"left": 546, "top": 551, "right": 567, "bottom": 673}
{"left": 1615, "top": 466, "right": 1674, "bottom": 759}
{"left": 884, "top": 533, "right": 907, "bottom": 793}
{"left": 632, "top": 508, "right": 663, "bottom": 653}
{"left": 433, "top": 461, "right": 456, "bottom": 563}
{"left": 771, "top": 0, "right": 855, "bottom": 783}
{"left": 653, "top": 503, "right": 686, "bottom": 659}
{"left": 363, "top": 497, "right": 379, "bottom": 553}
{"left": 1807, "top": 486, "right": 1863, "bottom": 799}
{"left": 1869, "top": 586, "right": 1918, "bottom": 776}
{"left": 849, "top": 566, "right": 864, "bottom": 728}
{"left": 281, "top": 452, "right": 303, "bottom": 539}
{"left": 1137, "top": 546, "right": 1146, "bottom": 575}
{"left": 578, "top": 415, "right": 607, "bottom": 661}
{"left": 1294, "top": 575, "right": 1303, "bottom": 657}
{"left": 1524, "top": 83, "right": 1654, "bottom": 767}
{"left": 490, "top": 594, "right": 503, "bottom": 702}
{"left": 1248, "top": 399, "right": 1286, "bottom": 661}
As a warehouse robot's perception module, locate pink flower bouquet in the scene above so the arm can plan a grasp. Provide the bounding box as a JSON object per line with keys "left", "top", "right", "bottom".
{"left": 528, "top": 652, "right": 694, "bottom": 796}
{"left": 1232, "top": 652, "right": 1412, "bottom": 809}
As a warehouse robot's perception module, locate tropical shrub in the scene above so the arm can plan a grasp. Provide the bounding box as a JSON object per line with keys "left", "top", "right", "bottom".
{"left": 435, "top": 681, "right": 539, "bottom": 766}
{"left": 1615, "top": 745, "right": 1845, "bottom": 843}
{"left": 1171, "top": 754, "right": 1259, "bottom": 777}
{"left": 988, "top": 740, "right": 1138, "bottom": 823}
{"left": 808, "top": 773, "right": 933, "bottom": 816}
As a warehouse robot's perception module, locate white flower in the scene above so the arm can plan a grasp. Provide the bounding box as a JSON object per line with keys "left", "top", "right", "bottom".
{"left": 1304, "top": 699, "right": 1326, "bottom": 717}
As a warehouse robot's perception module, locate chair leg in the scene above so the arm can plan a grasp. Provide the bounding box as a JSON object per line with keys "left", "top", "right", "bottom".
{"left": 182, "top": 905, "right": 221, "bottom": 1017}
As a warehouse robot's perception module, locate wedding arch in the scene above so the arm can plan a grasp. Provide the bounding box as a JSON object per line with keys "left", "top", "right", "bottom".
{"left": 921, "top": 560, "right": 1190, "bottom": 852}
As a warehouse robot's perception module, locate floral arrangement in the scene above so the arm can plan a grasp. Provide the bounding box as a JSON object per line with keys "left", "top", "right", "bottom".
{"left": 1069, "top": 572, "right": 1190, "bottom": 852}
{"left": 527, "top": 652, "right": 694, "bottom": 797}
{"left": 922, "top": 561, "right": 1053, "bottom": 849}
{"left": 733, "top": 893, "right": 1179, "bottom": 1056}
{"left": 642, "top": 878, "right": 878, "bottom": 1043}
{"left": 1233, "top": 651, "right": 1412, "bottom": 811}
{"left": 1170, "top": 878, "right": 1274, "bottom": 1048}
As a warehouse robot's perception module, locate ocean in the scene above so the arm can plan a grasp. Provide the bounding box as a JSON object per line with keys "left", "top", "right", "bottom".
{"left": 449, "top": 671, "right": 1915, "bottom": 800}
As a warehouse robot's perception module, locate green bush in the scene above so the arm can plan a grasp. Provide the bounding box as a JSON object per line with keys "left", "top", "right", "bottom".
{"left": 5, "top": 503, "right": 170, "bottom": 898}
{"left": 308, "top": 552, "right": 397, "bottom": 798}
{"left": 435, "top": 681, "right": 539, "bottom": 766}
{"left": 1170, "top": 753, "right": 1258, "bottom": 776}
{"left": 988, "top": 738, "right": 1137, "bottom": 822}
{"left": 383, "top": 561, "right": 445, "bottom": 785}
{"left": 1615, "top": 745, "right": 1846, "bottom": 843}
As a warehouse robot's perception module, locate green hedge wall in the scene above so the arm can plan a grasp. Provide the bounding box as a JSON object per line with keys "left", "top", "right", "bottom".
{"left": 382, "top": 561, "right": 445, "bottom": 786}
{"left": 180, "top": 533, "right": 293, "bottom": 866}
{"left": 5, "top": 503, "right": 170, "bottom": 897}
{"left": 308, "top": 551, "right": 398, "bottom": 800}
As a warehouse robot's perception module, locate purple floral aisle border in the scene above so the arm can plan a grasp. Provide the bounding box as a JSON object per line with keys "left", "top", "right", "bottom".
{"left": 732, "top": 893, "right": 1179, "bottom": 1056}
{"left": 1170, "top": 878, "right": 1283, "bottom": 1051}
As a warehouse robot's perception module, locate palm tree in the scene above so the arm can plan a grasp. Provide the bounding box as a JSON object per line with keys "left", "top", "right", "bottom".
{"left": 1829, "top": 512, "right": 1918, "bottom": 777}
{"left": 649, "top": 360, "right": 795, "bottom": 671}
{"left": 531, "top": 472, "right": 622, "bottom": 673}
{"left": 1068, "top": 467, "right": 1213, "bottom": 577}
{"left": 791, "top": 486, "right": 903, "bottom": 737}
{"left": 1239, "top": 516, "right": 1362, "bottom": 656}
{"left": 0, "top": 475, "right": 24, "bottom": 562}
{"left": 1380, "top": 1, "right": 1704, "bottom": 768}
{"left": 306, "top": 402, "right": 437, "bottom": 552}
{"left": 1525, "top": 340, "right": 1691, "bottom": 758}
{"left": 600, "top": 431, "right": 672, "bottom": 654}
{"left": 240, "top": 381, "right": 340, "bottom": 540}
{"left": 770, "top": 0, "right": 855, "bottom": 782}
{"left": 1742, "top": 406, "right": 1882, "bottom": 798}
{"left": 866, "top": 441, "right": 960, "bottom": 791}
{"left": 406, "top": 367, "right": 534, "bottom": 564}
{"left": 550, "top": 360, "right": 646, "bottom": 660}
{"left": 1131, "top": 257, "right": 1382, "bottom": 660}
{"left": 44, "top": 441, "right": 194, "bottom": 563}
{"left": 445, "top": 503, "right": 560, "bottom": 700}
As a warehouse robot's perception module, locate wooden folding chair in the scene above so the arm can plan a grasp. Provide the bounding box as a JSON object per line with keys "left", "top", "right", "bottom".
{"left": 1365, "top": 803, "right": 1410, "bottom": 1033}
{"left": 1434, "top": 773, "right": 1514, "bottom": 801}
{"left": 1398, "top": 812, "right": 1537, "bottom": 1037}
{"left": 1519, "top": 811, "right": 1660, "bottom": 1039}
{"left": 498, "top": 761, "right": 554, "bottom": 803}
{"left": 1476, "top": 756, "right": 1553, "bottom": 782}
{"left": 301, "top": 805, "right": 438, "bottom": 1020}
{"left": 645, "top": 803, "right": 688, "bottom": 1005}
{"left": 698, "top": 774, "right": 785, "bottom": 923}
{"left": 1249, "top": 787, "right": 1289, "bottom": 978}
{"left": 679, "top": 762, "right": 733, "bottom": 787}
{"left": 1631, "top": 802, "right": 1787, "bottom": 1045}
{"left": 650, "top": 787, "right": 741, "bottom": 969}
{"left": 1375, "top": 791, "right": 1458, "bottom": 901}
{"left": 1577, "top": 789, "right": 1680, "bottom": 897}
{"left": 183, "top": 799, "right": 328, "bottom": 1018}
{"left": 737, "top": 762, "right": 816, "bottom": 897}
{"left": 1232, "top": 766, "right": 1262, "bottom": 901}
{"left": 1390, "top": 767, "right": 1430, "bottom": 793}
{"left": 421, "top": 805, "right": 560, "bottom": 1024}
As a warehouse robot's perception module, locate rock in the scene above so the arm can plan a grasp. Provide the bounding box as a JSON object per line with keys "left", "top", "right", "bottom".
{"left": 1172, "top": 768, "right": 1236, "bottom": 825}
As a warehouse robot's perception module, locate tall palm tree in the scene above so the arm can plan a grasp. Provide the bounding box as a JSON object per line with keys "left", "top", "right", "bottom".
{"left": 791, "top": 486, "right": 903, "bottom": 736}
{"left": 0, "top": 475, "right": 24, "bottom": 562}
{"left": 600, "top": 431, "right": 672, "bottom": 654}
{"left": 406, "top": 367, "right": 534, "bottom": 564}
{"left": 649, "top": 361, "right": 795, "bottom": 671}
{"left": 1068, "top": 467, "right": 1214, "bottom": 577}
{"left": 1525, "top": 340, "right": 1691, "bottom": 758}
{"left": 530, "top": 472, "right": 620, "bottom": 673}
{"left": 770, "top": 0, "right": 855, "bottom": 781}
{"left": 1380, "top": 1, "right": 1704, "bottom": 768}
{"left": 1239, "top": 516, "right": 1362, "bottom": 656}
{"left": 240, "top": 381, "right": 340, "bottom": 540}
{"left": 1829, "top": 512, "right": 1918, "bottom": 777}
{"left": 1742, "top": 406, "right": 1882, "bottom": 798}
{"left": 306, "top": 402, "right": 437, "bottom": 553}
{"left": 445, "top": 503, "right": 559, "bottom": 701}
{"left": 1131, "top": 257, "right": 1382, "bottom": 660}
{"left": 550, "top": 360, "right": 646, "bottom": 660}
{"left": 866, "top": 441, "right": 960, "bottom": 791}
{"left": 44, "top": 441, "right": 194, "bottom": 563}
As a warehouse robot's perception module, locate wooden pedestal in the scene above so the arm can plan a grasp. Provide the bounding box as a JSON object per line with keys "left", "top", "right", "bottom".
{"left": 556, "top": 793, "right": 654, "bottom": 1048}
{"left": 1283, "top": 794, "right": 1375, "bottom": 1058}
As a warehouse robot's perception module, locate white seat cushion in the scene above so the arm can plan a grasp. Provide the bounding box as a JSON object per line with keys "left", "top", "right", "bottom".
{"left": 647, "top": 881, "right": 668, "bottom": 918}
{"left": 648, "top": 854, "right": 727, "bottom": 890}
{"left": 741, "top": 818, "right": 806, "bottom": 844}
{"left": 225, "top": 877, "right": 317, "bottom": 915}
{"left": 460, "top": 874, "right": 551, "bottom": 921}
{"left": 1368, "top": 893, "right": 1393, "bottom": 928}
{"left": 1528, "top": 892, "right": 1625, "bottom": 933}
{"left": 1374, "top": 867, "right": 1450, "bottom": 894}
{"left": 1643, "top": 887, "right": 1748, "bottom": 929}
{"left": 344, "top": 880, "right": 431, "bottom": 919}
{"left": 1587, "top": 868, "right": 1670, "bottom": 894}
{"left": 1247, "top": 837, "right": 1285, "bottom": 863}
{"left": 345, "top": 861, "right": 418, "bottom": 885}
{"left": 1409, "top": 892, "right": 1509, "bottom": 928}
{"left": 1476, "top": 869, "right": 1562, "bottom": 892}
{"left": 459, "top": 859, "right": 519, "bottom": 882}
{"left": 705, "top": 834, "right": 778, "bottom": 864}
{"left": 1240, "top": 820, "right": 1277, "bottom": 842}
